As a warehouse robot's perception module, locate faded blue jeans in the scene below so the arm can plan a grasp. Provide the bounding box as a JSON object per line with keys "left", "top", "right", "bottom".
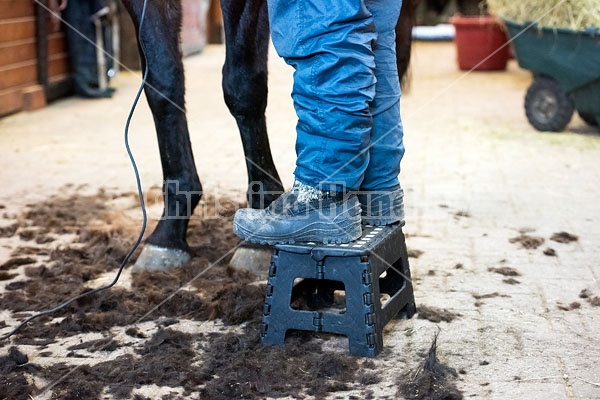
{"left": 268, "top": 0, "right": 405, "bottom": 191}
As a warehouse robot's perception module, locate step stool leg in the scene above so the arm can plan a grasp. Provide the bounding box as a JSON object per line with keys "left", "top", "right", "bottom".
{"left": 261, "top": 251, "right": 318, "bottom": 345}
{"left": 321, "top": 256, "right": 385, "bottom": 357}
{"left": 261, "top": 281, "right": 287, "bottom": 345}
{"left": 347, "top": 330, "right": 382, "bottom": 358}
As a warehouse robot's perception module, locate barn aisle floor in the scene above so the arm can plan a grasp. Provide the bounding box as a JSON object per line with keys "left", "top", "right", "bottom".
{"left": 1, "top": 41, "right": 599, "bottom": 399}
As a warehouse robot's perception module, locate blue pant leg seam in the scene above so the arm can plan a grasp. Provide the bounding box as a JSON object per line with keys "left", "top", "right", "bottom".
{"left": 311, "top": 56, "right": 328, "bottom": 185}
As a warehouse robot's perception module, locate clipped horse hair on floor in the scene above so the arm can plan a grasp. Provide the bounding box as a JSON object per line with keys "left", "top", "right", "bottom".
{"left": 397, "top": 331, "right": 464, "bottom": 400}
{"left": 0, "top": 0, "right": 151, "bottom": 342}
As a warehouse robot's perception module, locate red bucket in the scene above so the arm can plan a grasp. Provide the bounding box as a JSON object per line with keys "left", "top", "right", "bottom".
{"left": 450, "top": 16, "right": 510, "bottom": 71}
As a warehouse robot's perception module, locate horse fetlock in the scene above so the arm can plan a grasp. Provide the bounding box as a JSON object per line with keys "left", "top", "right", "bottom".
{"left": 146, "top": 217, "right": 191, "bottom": 252}
{"left": 247, "top": 179, "right": 283, "bottom": 209}
{"left": 163, "top": 179, "right": 202, "bottom": 219}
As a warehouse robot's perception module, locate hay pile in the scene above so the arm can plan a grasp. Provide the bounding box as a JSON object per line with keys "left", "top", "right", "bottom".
{"left": 487, "top": 0, "right": 600, "bottom": 30}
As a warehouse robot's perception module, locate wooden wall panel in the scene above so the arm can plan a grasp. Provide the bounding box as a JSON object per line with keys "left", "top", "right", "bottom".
{"left": 0, "top": 63, "right": 37, "bottom": 91}
{"left": 48, "top": 55, "right": 69, "bottom": 78}
{"left": 0, "top": 90, "right": 23, "bottom": 116}
{"left": 0, "top": 1, "right": 72, "bottom": 116}
{"left": 47, "top": 31, "right": 69, "bottom": 81}
{"left": 0, "top": 0, "right": 35, "bottom": 20}
{"left": 48, "top": 33, "right": 67, "bottom": 55}
{"left": 0, "top": 18, "right": 36, "bottom": 43}
{"left": 0, "top": 41, "right": 36, "bottom": 67}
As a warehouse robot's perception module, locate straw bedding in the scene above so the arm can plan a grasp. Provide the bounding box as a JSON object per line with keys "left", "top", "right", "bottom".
{"left": 487, "top": 0, "right": 600, "bottom": 30}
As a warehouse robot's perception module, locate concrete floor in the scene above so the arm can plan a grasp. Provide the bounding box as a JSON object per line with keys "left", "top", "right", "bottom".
{"left": 1, "top": 41, "right": 599, "bottom": 399}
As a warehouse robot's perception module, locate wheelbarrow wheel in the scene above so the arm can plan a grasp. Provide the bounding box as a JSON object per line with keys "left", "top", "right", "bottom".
{"left": 525, "top": 77, "right": 574, "bottom": 132}
{"left": 578, "top": 111, "right": 598, "bottom": 127}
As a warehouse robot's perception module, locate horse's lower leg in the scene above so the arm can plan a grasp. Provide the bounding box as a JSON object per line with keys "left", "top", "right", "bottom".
{"left": 221, "top": 0, "right": 283, "bottom": 208}
{"left": 123, "top": 0, "right": 201, "bottom": 267}
{"left": 221, "top": 0, "right": 282, "bottom": 275}
{"left": 396, "top": 0, "right": 420, "bottom": 87}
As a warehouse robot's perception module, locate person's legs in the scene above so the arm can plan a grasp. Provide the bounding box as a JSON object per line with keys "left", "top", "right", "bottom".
{"left": 360, "top": 0, "right": 406, "bottom": 225}
{"left": 233, "top": 0, "right": 407, "bottom": 243}
{"left": 268, "top": 0, "right": 377, "bottom": 191}
{"left": 234, "top": 0, "right": 379, "bottom": 244}
{"left": 362, "top": 0, "right": 404, "bottom": 190}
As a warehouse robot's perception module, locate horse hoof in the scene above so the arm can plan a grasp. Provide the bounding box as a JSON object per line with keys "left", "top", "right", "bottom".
{"left": 229, "top": 243, "right": 273, "bottom": 280}
{"left": 132, "top": 244, "right": 191, "bottom": 271}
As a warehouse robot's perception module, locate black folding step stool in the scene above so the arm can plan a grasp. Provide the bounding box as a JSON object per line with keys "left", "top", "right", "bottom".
{"left": 260, "top": 224, "right": 416, "bottom": 357}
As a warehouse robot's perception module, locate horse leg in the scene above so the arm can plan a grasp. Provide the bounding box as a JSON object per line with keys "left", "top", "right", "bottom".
{"left": 220, "top": 0, "right": 283, "bottom": 276}
{"left": 396, "top": 0, "right": 420, "bottom": 87}
{"left": 221, "top": 0, "right": 283, "bottom": 209}
{"left": 122, "top": 0, "right": 202, "bottom": 269}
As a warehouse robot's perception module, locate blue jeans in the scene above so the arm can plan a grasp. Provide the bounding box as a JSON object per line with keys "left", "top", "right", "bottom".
{"left": 268, "top": 0, "right": 405, "bottom": 191}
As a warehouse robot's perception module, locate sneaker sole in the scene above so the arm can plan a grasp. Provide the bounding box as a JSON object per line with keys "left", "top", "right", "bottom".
{"left": 233, "top": 219, "right": 362, "bottom": 245}
{"left": 361, "top": 217, "right": 405, "bottom": 227}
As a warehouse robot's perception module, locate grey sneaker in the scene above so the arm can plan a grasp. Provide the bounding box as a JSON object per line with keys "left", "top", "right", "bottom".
{"left": 233, "top": 182, "right": 362, "bottom": 245}
{"left": 358, "top": 185, "right": 405, "bottom": 226}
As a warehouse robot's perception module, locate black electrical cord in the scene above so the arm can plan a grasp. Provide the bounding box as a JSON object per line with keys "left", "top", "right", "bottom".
{"left": 0, "top": 0, "right": 150, "bottom": 342}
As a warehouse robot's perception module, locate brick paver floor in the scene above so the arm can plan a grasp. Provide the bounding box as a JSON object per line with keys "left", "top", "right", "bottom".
{"left": 1, "top": 41, "right": 598, "bottom": 399}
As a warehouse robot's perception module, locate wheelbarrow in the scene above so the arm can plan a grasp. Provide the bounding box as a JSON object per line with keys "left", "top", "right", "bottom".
{"left": 503, "top": 19, "right": 600, "bottom": 132}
